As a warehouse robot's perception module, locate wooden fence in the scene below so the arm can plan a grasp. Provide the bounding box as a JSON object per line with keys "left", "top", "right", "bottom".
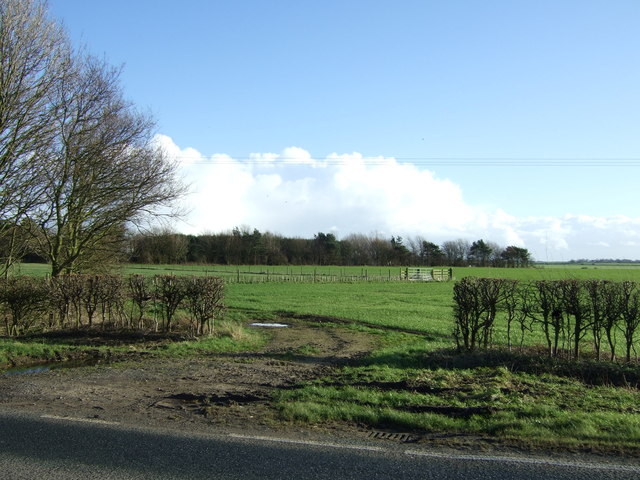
{"left": 402, "top": 267, "right": 453, "bottom": 282}
{"left": 128, "top": 265, "right": 453, "bottom": 284}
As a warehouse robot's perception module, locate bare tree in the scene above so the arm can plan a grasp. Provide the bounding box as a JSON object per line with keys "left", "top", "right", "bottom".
{"left": 29, "top": 54, "right": 185, "bottom": 276}
{"left": 0, "top": 0, "right": 67, "bottom": 275}
{"left": 441, "top": 239, "right": 470, "bottom": 266}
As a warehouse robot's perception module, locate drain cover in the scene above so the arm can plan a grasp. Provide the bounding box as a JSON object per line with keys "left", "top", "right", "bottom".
{"left": 367, "top": 431, "right": 417, "bottom": 443}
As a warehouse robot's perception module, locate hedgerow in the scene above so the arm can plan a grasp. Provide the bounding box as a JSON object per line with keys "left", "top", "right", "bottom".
{"left": 0, "top": 274, "right": 224, "bottom": 336}
{"left": 453, "top": 277, "right": 640, "bottom": 362}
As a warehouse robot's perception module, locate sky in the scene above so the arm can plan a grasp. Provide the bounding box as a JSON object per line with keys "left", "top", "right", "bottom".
{"left": 47, "top": 0, "right": 640, "bottom": 261}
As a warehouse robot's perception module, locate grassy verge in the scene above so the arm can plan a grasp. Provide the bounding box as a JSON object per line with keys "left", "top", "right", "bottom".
{"left": 0, "top": 320, "right": 265, "bottom": 369}
{"left": 276, "top": 335, "right": 640, "bottom": 451}
{"left": 221, "top": 272, "right": 640, "bottom": 451}
{"left": 0, "top": 338, "right": 75, "bottom": 367}
{"left": 157, "top": 321, "right": 266, "bottom": 357}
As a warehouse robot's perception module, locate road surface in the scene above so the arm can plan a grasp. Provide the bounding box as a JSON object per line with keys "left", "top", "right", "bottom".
{"left": 0, "top": 410, "right": 638, "bottom": 479}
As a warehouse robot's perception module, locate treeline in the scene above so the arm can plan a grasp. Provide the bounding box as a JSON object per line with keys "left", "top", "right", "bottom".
{"left": 453, "top": 277, "right": 640, "bottom": 362}
{"left": 567, "top": 259, "right": 640, "bottom": 265}
{"left": 0, "top": 274, "right": 224, "bottom": 337}
{"left": 129, "top": 228, "right": 532, "bottom": 268}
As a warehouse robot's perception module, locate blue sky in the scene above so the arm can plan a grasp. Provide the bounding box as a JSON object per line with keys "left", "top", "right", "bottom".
{"left": 48, "top": 0, "right": 640, "bottom": 260}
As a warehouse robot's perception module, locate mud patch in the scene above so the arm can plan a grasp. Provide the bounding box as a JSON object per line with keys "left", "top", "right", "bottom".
{"left": 154, "top": 391, "right": 269, "bottom": 412}
{"left": 0, "top": 318, "right": 376, "bottom": 432}
{"left": 2, "top": 358, "right": 103, "bottom": 377}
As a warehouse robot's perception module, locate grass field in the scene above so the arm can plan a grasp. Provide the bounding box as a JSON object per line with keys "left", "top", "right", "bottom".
{"left": 5, "top": 262, "right": 640, "bottom": 451}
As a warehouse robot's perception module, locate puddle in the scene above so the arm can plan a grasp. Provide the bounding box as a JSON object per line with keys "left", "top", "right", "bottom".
{"left": 249, "top": 323, "right": 289, "bottom": 328}
{"left": 2, "top": 359, "right": 101, "bottom": 377}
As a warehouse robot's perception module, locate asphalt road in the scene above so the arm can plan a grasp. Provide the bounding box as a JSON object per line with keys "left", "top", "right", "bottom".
{"left": 0, "top": 411, "right": 638, "bottom": 479}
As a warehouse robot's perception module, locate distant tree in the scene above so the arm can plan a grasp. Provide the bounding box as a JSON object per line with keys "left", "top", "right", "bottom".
{"left": 261, "top": 232, "right": 287, "bottom": 265}
{"left": 341, "top": 233, "right": 371, "bottom": 265}
{"left": 420, "top": 241, "right": 444, "bottom": 266}
{"left": 130, "top": 229, "right": 188, "bottom": 264}
{"left": 368, "top": 235, "right": 394, "bottom": 266}
{"left": 501, "top": 246, "right": 532, "bottom": 268}
{"left": 469, "top": 239, "right": 492, "bottom": 267}
{"left": 280, "top": 237, "right": 311, "bottom": 265}
{"left": 312, "top": 232, "right": 340, "bottom": 265}
{"left": 390, "top": 236, "right": 410, "bottom": 265}
{"left": 485, "top": 241, "right": 503, "bottom": 266}
{"left": 441, "top": 239, "right": 470, "bottom": 266}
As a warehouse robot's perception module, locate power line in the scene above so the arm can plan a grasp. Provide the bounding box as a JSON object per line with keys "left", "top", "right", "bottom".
{"left": 174, "top": 156, "right": 640, "bottom": 167}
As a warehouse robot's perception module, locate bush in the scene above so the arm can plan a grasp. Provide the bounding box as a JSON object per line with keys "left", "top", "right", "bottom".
{"left": 0, "top": 276, "right": 49, "bottom": 335}
{"left": 452, "top": 277, "right": 640, "bottom": 363}
{"left": 0, "top": 273, "right": 225, "bottom": 337}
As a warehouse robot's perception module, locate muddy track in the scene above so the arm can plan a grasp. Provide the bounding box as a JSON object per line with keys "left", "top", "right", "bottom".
{"left": 0, "top": 319, "right": 375, "bottom": 434}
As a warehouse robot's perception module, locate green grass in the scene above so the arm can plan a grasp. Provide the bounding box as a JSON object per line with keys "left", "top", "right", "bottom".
{"left": 0, "top": 338, "right": 81, "bottom": 366}
{"left": 9, "top": 263, "right": 51, "bottom": 277}
{"left": 7, "top": 262, "right": 640, "bottom": 451}
{"left": 277, "top": 360, "right": 640, "bottom": 448}
{"left": 226, "top": 281, "right": 453, "bottom": 338}
{"left": 158, "top": 323, "right": 266, "bottom": 357}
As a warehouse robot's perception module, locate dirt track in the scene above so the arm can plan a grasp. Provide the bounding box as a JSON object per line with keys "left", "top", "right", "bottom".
{"left": 0, "top": 319, "right": 375, "bottom": 435}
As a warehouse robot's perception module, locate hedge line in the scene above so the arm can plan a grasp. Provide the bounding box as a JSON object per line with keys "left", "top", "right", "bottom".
{"left": 453, "top": 277, "right": 640, "bottom": 362}
{"left": 0, "top": 274, "right": 224, "bottom": 336}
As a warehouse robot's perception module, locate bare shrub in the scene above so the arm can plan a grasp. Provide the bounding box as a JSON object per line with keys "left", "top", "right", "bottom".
{"left": 558, "top": 279, "right": 592, "bottom": 359}
{"left": 82, "top": 275, "right": 102, "bottom": 327}
{"left": 183, "top": 276, "right": 225, "bottom": 336}
{"left": 453, "top": 277, "right": 508, "bottom": 351}
{"left": 601, "top": 281, "right": 622, "bottom": 361}
{"left": 452, "top": 277, "right": 640, "bottom": 363}
{"left": 48, "top": 275, "right": 80, "bottom": 328}
{"left": 97, "top": 275, "right": 125, "bottom": 328}
{"left": 585, "top": 279, "right": 609, "bottom": 361}
{"left": 0, "top": 276, "right": 48, "bottom": 335}
{"left": 128, "top": 274, "right": 152, "bottom": 329}
{"left": 618, "top": 281, "right": 640, "bottom": 362}
{"left": 531, "top": 280, "right": 564, "bottom": 358}
{"left": 500, "top": 279, "right": 521, "bottom": 349}
{"left": 154, "top": 275, "right": 187, "bottom": 332}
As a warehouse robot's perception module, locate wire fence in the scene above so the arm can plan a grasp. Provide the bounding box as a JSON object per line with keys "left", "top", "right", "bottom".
{"left": 127, "top": 266, "right": 453, "bottom": 284}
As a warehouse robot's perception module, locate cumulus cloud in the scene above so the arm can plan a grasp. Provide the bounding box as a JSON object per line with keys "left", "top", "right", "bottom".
{"left": 157, "top": 135, "right": 640, "bottom": 260}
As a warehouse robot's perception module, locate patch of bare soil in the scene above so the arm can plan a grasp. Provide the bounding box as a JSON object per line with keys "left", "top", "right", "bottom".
{"left": 0, "top": 319, "right": 374, "bottom": 436}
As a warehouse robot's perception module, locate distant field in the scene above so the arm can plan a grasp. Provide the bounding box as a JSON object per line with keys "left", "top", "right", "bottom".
{"left": 15, "top": 262, "right": 640, "bottom": 351}
{"left": 17, "top": 262, "right": 640, "bottom": 281}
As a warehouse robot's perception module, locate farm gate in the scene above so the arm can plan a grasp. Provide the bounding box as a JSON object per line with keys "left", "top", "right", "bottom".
{"left": 402, "top": 267, "right": 452, "bottom": 282}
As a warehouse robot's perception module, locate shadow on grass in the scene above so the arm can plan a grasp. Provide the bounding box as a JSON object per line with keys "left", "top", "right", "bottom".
{"left": 275, "top": 310, "right": 449, "bottom": 340}
{"left": 362, "top": 347, "right": 640, "bottom": 389}
{"left": 4, "top": 327, "right": 189, "bottom": 347}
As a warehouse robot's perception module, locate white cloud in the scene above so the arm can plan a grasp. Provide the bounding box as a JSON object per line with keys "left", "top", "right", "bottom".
{"left": 158, "top": 135, "right": 640, "bottom": 260}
